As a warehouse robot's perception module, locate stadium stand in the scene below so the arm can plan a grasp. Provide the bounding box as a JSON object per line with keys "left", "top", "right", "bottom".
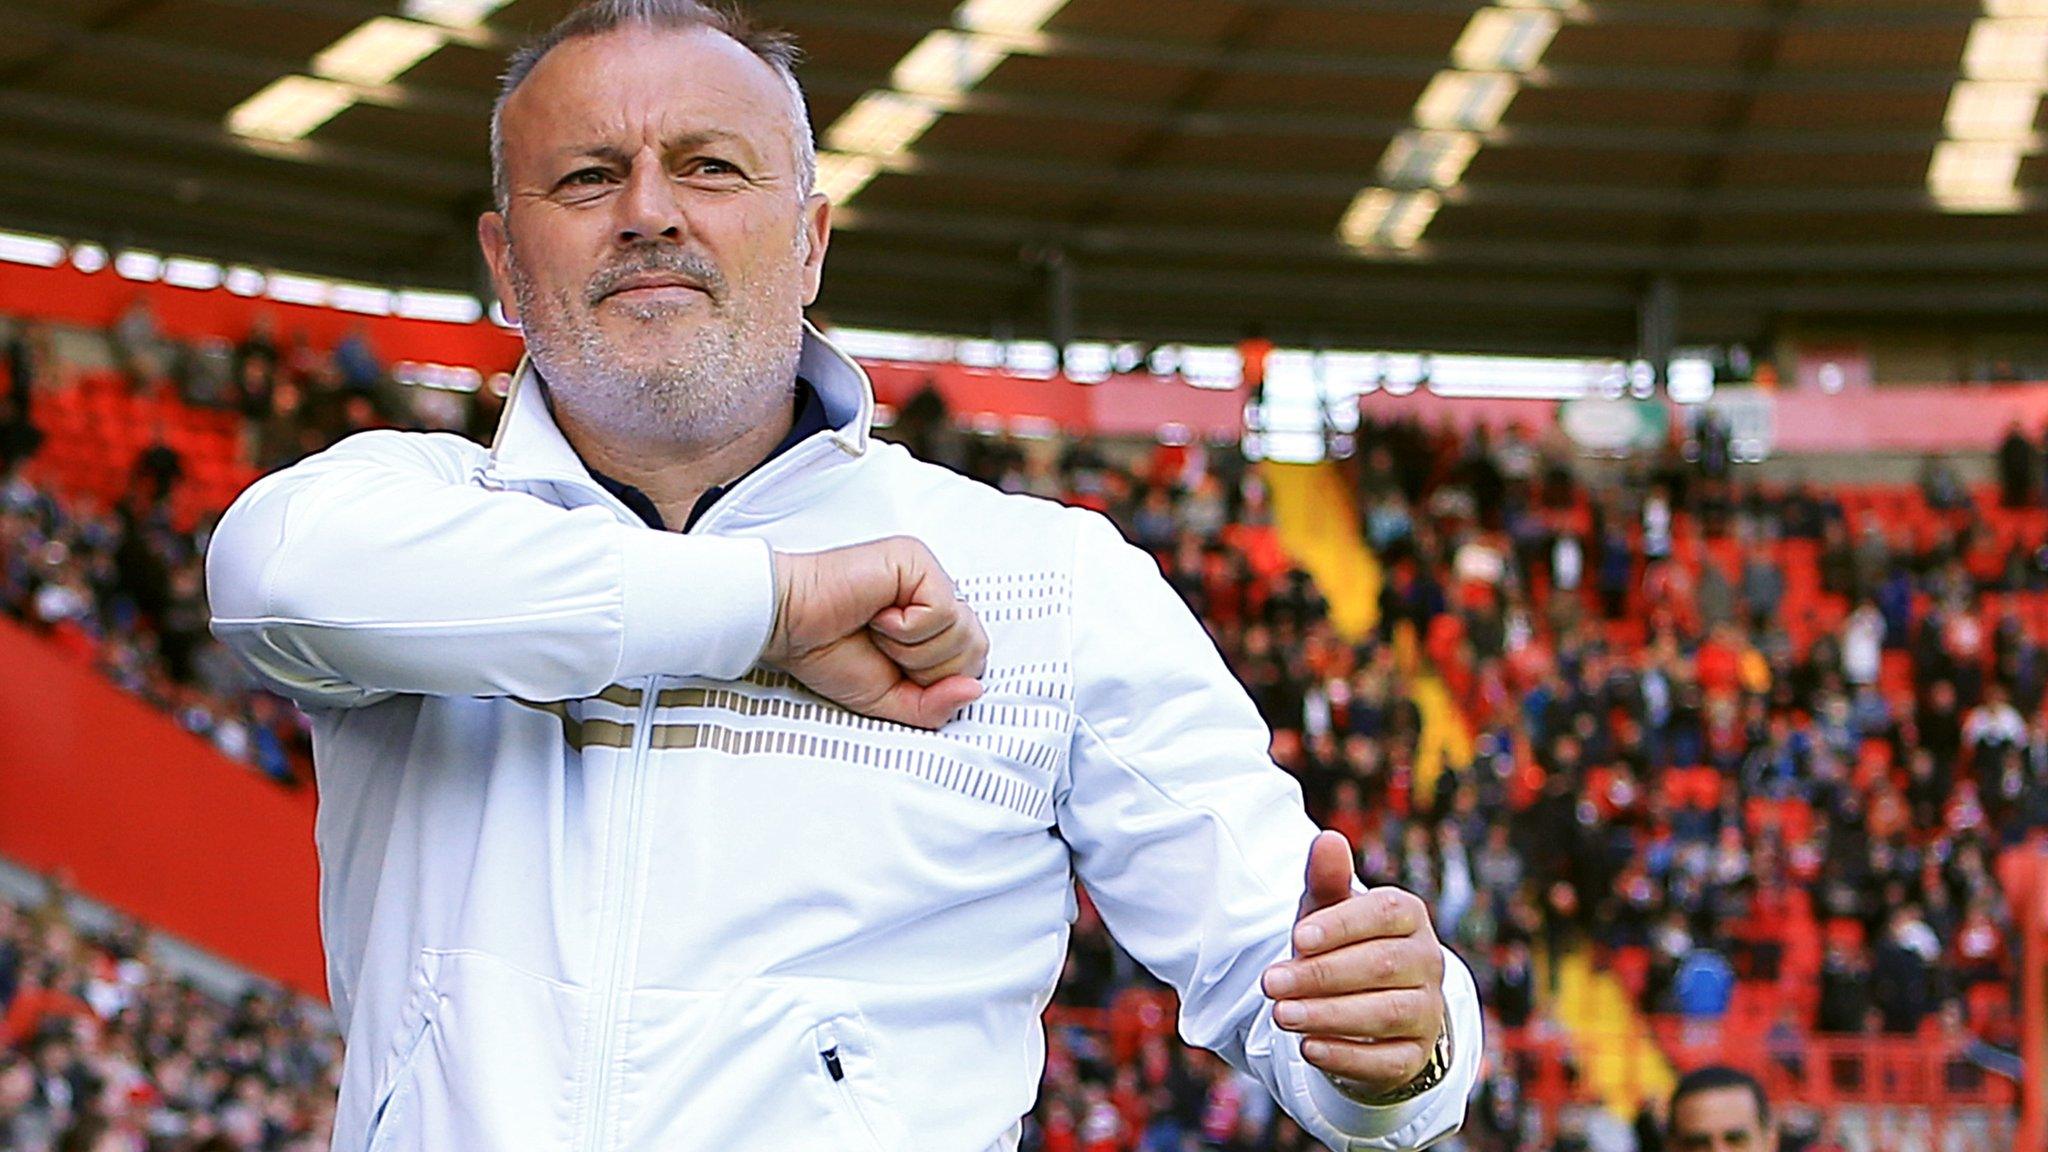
{"left": 0, "top": 300, "right": 2039, "bottom": 1152}
{"left": 0, "top": 876, "right": 338, "bottom": 1152}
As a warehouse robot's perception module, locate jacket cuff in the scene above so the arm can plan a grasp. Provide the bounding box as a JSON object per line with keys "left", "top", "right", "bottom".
{"left": 616, "top": 531, "right": 776, "bottom": 682}
{"left": 1290, "top": 942, "right": 1484, "bottom": 1150}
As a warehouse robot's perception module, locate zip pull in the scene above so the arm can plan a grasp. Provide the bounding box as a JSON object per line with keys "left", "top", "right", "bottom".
{"left": 821, "top": 1045, "right": 845, "bottom": 1082}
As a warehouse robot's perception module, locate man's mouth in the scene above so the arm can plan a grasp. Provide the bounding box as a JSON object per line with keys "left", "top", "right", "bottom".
{"left": 597, "top": 273, "right": 710, "bottom": 304}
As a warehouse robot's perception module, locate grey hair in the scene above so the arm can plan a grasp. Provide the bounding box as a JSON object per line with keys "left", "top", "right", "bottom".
{"left": 489, "top": 0, "right": 816, "bottom": 210}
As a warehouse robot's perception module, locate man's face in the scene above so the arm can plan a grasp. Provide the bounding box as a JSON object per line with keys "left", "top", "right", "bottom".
{"left": 1671, "top": 1086, "right": 1775, "bottom": 1152}
{"left": 479, "top": 23, "right": 830, "bottom": 444}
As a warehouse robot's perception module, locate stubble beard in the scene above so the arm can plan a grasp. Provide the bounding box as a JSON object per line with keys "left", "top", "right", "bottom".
{"left": 505, "top": 242, "right": 802, "bottom": 449}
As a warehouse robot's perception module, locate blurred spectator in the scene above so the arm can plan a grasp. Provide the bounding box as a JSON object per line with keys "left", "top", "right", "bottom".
{"left": 1919, "top": 455, "right": 1969, "bottom": 513}
{"left": 110, "top": 298, "right": 166, "bottom": 389}
{"left": 1999, "top": 421, "right": 2038, "bottom": 509}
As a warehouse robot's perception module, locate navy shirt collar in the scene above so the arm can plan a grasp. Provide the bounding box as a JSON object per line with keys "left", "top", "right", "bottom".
{"left": 540, "top": 374, "right": 830, "bottom": 532}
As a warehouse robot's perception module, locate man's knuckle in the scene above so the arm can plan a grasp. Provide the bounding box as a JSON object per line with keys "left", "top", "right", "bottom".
{"left": 1396, "top": 988, "right": 1431, "bottom": 1031}
{"left": 1300, "top": 955, "right": 1333, "bottom": 990}
{"left": 1377, "top": 950, "right": 1403, "bottom": 985}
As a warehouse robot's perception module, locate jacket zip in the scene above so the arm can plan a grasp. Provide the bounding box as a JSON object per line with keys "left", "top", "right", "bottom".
{"left": 578, "top": 673, "right": 660, "bottom": 1152}
{"left": 570, "top": 430, "right": 843, "bottom": 1150}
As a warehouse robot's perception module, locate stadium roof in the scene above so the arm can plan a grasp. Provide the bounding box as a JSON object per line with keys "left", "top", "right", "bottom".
{"left": 0, "top": 0, "right": 2044, "bottom": 356}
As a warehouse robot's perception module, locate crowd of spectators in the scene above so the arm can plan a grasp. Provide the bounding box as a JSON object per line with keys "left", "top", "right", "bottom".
{"left": 0, "top": 304, "right": 2038, "bottom": 1151}
{"left": 0, "top": 301, "right": 511, "bottom": 791}
{"left": 0, "top": 881, "right": 338, "bottom": 1152}
{"left": 939, "top": 411, "right": 2040, "bottom": 1152}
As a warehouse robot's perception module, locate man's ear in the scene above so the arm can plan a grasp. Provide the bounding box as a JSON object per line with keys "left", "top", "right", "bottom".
{"left": 478, "top": 210, "right": 521, "bottom": 326}
{"left": 798, "top": 192, "right": 832, "bottom": 306}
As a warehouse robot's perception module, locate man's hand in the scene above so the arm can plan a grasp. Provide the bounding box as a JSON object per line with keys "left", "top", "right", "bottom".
{"left": 761, "top": 537, "right": 988, "bottom": 730}
{"left": 1261, "top": 830, "right": 1447, "bottom": 1100}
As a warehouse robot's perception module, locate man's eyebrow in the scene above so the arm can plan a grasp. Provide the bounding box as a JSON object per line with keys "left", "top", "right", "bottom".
{"left": 554, "top": 130, "right": 762, "bottom": 167}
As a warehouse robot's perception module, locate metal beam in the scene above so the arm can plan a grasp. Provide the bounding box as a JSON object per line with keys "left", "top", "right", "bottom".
{"left": 756, "top": 2, "right": 1967, "bottom": 94}
{"left": 5, "top": 3, "right": 1967, "bottom": 153}
{"left": 0, "top": 89, "right": 483, "bottom": 192}
{"left": 1270, "top": 0, "right": 1981, "bottom": 32}
{"left": 860, "top": 149, "right": 2028, "bottom": 214}
{"left": 799, "top": 72, "right": 1994, "bottom": 156}
{"left": 1660, "top": 0, "right": 1799, "bottom": 250}
{"left": 1685, "top": 282, "right": 2048, "bottom": 312}
{"left": 0, "top": 137, "right": 456, "bottom": 236}
{"left": 5, "top": 86, "right": 1987, "bottom": 218}
{"left": 0, "top": 7, "right": 492, "bottom": 120}
{"left": 0, "top": 17, "right": 1971, "bottom": 161}
{"left": 832, "top": 206, "right": 2048, "bottom": 272}
{"left": 193, "top": 0, "right": 509, "bottom": 51}
{"left": 0, "top": 4, "right": 1967, "bottom": 169}
{"left": 826, "top": 241, "right": 1639, "bottom": 310}
{"left": 0, "top": 188, "right": 441, "bottom": 279}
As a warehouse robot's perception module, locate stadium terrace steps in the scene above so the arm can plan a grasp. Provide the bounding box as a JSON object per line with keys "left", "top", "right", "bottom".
{"left": 1551, "top": 946, "right": 1678, "bottom": 1118}
{"left": 1258, "top": 459, "right": 1471, "bottom": 807}
{"left": 1258, "top": 460, "right": 1381, "bottom": 642}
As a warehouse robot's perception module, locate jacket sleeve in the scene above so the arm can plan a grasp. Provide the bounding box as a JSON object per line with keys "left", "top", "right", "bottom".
{"left": 204, "top": 429, "right": 775, "bottom": 710}
{"left": 1055, "top": 509, "right": 1481, "bottom": 1151}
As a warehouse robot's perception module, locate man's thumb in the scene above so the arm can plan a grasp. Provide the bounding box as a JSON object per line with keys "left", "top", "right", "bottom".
{"left": 1299, "top": 830, "right": 1355, "bottom": 920}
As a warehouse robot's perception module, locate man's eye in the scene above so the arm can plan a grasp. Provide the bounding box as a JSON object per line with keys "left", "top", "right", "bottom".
{"left": 688, "top": 158, "right": 741, "bottom": 177}
{"left": 561, "top": 169, "right": 610, "bottom": 187}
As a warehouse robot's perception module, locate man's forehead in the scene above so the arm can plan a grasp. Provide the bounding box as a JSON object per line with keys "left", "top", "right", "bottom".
{"left": 502, "top": 24, "right": 793, "bottom": 158}
{"left": 1674, "top": 1086, "right": 1765, "bottom": 1132}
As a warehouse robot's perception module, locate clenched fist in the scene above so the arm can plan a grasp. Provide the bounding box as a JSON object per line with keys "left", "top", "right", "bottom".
{"left": 762, "top": 536, "right": 989, "bottom": 730}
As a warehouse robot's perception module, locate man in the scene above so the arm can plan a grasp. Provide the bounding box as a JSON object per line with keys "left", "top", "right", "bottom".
{"left": 1667, "top": 1067, "right": 1775, "bottom": 1152}
{"left": 203, "top": 3, "right": 1481, "bottom": 1149}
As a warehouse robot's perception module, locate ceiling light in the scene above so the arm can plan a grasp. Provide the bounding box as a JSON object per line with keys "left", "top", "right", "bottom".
{"left": 1378, "top": 130, "right": 1481, "bottom": 188}
{"left": 115, "top": 250, "right": 163, "bottom": 281}
{"left": 892, "top": 30, "right": 1008, "bottom": 96}
{"left": 1454, "top": 7, "right": 1562, "bottom": 73}
{"left": 314, "top": 17, "right": 447, "bottom": 87}
{"left": 395, "top": 290, "right": 483, "bottom": 323}
{"left": 0, "top": 230, "right": 65, "bottom": 268}
{"left": 815, "top": 0, "right": 1071, "bottom": 212}
{"left": 1963, "top": 17, "right": 2048, "bottom": 82}
{"left": 1414, "top": 71, "right": 1520, "bottom": 131}
{"left": 1928, "top": 139, "right": 2026, "bottom": 210}
{"left": 1668, "top": 358, "right": 1715, "bottom": 404}
{"left": 1339, "top": 188, "right": 1441, "bottom": 250}
{"left": 815, "top": 152, "right": 881, "bottom": 202}
{"left": 401, "top": 0, "right": 513, "bottom": 28}
{"left": 228, "top": 76, "right": 356, "bottom": 142}
{"left": 163, "top": 257, "right": 223, "bottom": 290}
{"left": 954, "top": 0, "right": 1069, "bottom": 36}
{"left": 331, "top": 284, "right": 394, "bottom": 315}
{"left": 225, "top": 266, "right": 266, "bottom": 296}
{"left": 267, "top": 272, "right": 331, "bottom": 306}
{"left": 825, "top": 92, "right": 942, "bottom": 156}
{"left": 1944, "top": 79, "right": 2043, "bottom": 138}
{"left": 70, "top": 243, "right": 108, "bottom": 273}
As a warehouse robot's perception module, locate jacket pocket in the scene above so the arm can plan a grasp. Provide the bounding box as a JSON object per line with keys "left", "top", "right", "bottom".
{"left": 612, "top": 980, "right": 910, "bottom": 1151}
{"left": 359, "top": 949, "right": 590, "bottom": 1152}
{"left": 813, "top": 1015, "right": 896, "bottom": 1152}
{"left": 363, "top": 994, "right": 434, "bottom": 1152}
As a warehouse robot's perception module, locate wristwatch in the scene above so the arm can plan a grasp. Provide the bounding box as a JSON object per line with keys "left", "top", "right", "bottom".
{"left": 1329, "top": 1013, "right": 1452, "bottom": 1107}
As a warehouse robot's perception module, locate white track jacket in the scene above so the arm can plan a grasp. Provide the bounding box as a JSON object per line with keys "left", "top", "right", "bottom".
{"left": 205, "top": 325, "right": 1481, "bottom": 1152}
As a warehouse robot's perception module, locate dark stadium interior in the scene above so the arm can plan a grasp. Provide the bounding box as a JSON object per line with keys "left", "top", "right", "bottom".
{"left": 0, "top": 1, "right": 2044, "bottom": 1151}
{"left": 0, "top": 1, "right": 2045, "bottom": 353}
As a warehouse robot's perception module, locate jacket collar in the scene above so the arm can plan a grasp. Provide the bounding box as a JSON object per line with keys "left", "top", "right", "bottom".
{"left": 484, "top": 319, "right": 874, "bottom": 490}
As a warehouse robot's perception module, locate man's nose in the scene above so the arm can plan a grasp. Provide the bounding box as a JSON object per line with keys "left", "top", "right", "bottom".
{"left": 614, "top": 161, "right": 685, "bottom": 244}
